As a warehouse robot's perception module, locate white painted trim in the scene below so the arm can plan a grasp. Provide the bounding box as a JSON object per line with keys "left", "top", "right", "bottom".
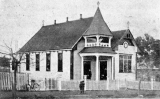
{"left": 18, "top": 49, "right": 72, "bottom": 54}
{"left": 81, "top": 56, "right": 84, "bottom": 80}
{"left": 80, "top": 53, "right": 116, "bottom": 57}
{"left": 96, "top": 55, "right": 99, "bottom": 81}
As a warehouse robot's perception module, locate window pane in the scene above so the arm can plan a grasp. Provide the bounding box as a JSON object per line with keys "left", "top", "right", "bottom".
{"left": 46, "top": 53, "right": 50, "bottom": 71}
{"left": 99, "top": 37, "right": 109, "bottom": 43}
{"left": 87, "top": 37, "right": 97, "bottom": 43}
{"left": 119, "top": 60, "right": 123, "bottom": 72}
{"left": 128, "top": 56, "right": 132, "bottom": 60}
{"left": 36, "top": 54, "right": 40, "bottom": 71}
{"left": 128, "top": 60, "right": 131, "bottom": 72}
{"left": 119, "top": 55, "right": 123, "bottom": 60}
{"left": 26, "top": 54, "right": 30, "bottom": 71}
{"left": 124, "top": 60, "right": 128, "bottom": 72}
{"left": 58, "top": 53, "right": 63, "bottom": 72}
{"left": 124, "top": 55, "right": 127, "bottom": 59}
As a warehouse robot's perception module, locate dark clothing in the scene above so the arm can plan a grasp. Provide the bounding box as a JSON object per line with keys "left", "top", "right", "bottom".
{"left": 79, "top": 81, "right": 85, "bottom": 94}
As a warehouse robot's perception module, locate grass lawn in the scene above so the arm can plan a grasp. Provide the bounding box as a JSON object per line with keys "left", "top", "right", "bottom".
{"left": 1, "top": 89, "right": 160, "bottom": 99}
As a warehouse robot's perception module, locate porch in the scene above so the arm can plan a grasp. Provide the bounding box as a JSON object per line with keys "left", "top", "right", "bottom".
{"left": 80, "top": 53, "right": 115, "bottom": 81}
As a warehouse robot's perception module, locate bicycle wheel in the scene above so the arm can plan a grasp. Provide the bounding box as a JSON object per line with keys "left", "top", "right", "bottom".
{"left": 34, "top": 83, "right": 40, "bottom": 91}
{"left": 26, "top": 84, "right": 31, "bottom": 91}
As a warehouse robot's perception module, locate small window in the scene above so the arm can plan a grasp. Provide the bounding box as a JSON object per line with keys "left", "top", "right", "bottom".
{"left": 87, "top": 37, "right": 97, "bottom": 43}
{"left": 119, "top": 55, "right": 132, "bottom": 73}
{"left": 58, "top": 52, "right": 63, "bottom": 72}
{"left": 46, "top": 53, "right": 51, "bottom": 71}
{"left": 26, "top": 54, "right": 30, "bottom": 71}
{"left": 99, "top": 37, "right": 109, "bottom": 43}
{"left": 127, "top": 34, "right": 130, "bottom": 38}
{"left": 36, "top": 54, "right": 40, "bottom": 71}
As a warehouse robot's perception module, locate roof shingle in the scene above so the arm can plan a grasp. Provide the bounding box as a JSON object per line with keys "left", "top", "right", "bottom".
{"left": 83, "top": 7, "right": 112, "bottom": 36}
{"left": 19, "top": 17, "right": 93, "bottom": 52}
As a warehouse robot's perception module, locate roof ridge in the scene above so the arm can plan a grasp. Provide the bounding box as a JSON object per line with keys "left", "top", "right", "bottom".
{"left": 111, "top": 29, "right": 128, "bottom": 32}
{"left": 43, "top": 17, "right": 93, "bottom": 27}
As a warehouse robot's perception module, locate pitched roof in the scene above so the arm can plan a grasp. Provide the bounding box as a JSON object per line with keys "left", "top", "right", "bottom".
{"left": 79, "top": 47, "right": 116, "bottom": 54}
{"left": 19, "top": 7, "right": 134, "bottom": 52}
{"left": 111, "top": 30, "right": 127, "bottom": 48}
{"left": 19, "top": 17, "right": 93, "bottom": 52}
{"left": 83, "top": 7, "right": 112, "bottom": 36}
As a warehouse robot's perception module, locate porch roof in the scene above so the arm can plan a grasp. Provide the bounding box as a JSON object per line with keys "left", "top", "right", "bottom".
{"left": 79, "top": 47, "right": 116, "bottom": 54}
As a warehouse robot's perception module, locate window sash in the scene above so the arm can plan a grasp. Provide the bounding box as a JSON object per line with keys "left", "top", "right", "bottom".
{"left": 36, "top": 54, "right": 40, "bottom": 71}
{"left": 26, "top": 54, "right": 30, "bottom": 71}
{"left": 46, "top": 53, "right": 51, "bottom": 71}
{"left": 58, "top": 53, "right": 63, "bottom": 72}
{"left": 119, "top": 55, "right": 132, "bottom": 73}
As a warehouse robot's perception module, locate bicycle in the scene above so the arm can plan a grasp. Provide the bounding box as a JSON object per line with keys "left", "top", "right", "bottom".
{"left": 26, "top": 79, "right": 40, "bottom": 91}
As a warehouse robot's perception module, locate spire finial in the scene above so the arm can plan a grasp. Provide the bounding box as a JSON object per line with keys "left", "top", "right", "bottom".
{"left": 97, "top": 1, "right": 100, "bottom": 7}
{"left": 127, "top": 21, "right": 130, "bottom": 29}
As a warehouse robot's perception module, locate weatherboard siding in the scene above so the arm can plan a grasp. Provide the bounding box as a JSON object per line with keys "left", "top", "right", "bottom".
{"left": 114, "top": 45, "right": 137, "bottom": 80}
{"left": 17, "top": 51, "right": 71, "bottom": 80}
{"left": 73, "top": 39, "right": 85, "bottom": 80}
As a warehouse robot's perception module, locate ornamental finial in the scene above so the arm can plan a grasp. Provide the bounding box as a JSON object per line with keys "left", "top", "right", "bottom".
{"left": 127, "top": 21, "right": 130, "bottom": 29}
{"left": 97, "top": 1, "right": 100, "bottom": 7}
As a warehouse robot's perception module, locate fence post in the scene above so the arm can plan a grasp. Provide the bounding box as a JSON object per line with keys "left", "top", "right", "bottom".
{"left": 151, "top": 77, "right": 154, "bottom": 90}
{"left": 118, "top": 79, "right": 120, "bottom": 90}
{"left": 58, "top": 79, "right": 61, "bottom": 91}
{"left": 84, "top": 75, "right": 87, "bottom": 91}
{"left": 107, "top": 76, "right": 109, "bottom": 90}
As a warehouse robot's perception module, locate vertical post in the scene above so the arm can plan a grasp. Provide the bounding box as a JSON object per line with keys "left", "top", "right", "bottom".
{"left": 84, "top": 75, "right": 87, "bottom": 91}
{"left": 112, "top": 57, "right": 115, "bottom": 80}
{"left": 84, "top": 37, "right": 87, "bottom": 47}
{"left": 96, "top": 35, "right": 99, "bottom": 46}
{"left": 151, "top": 77, "right": 154, "bottom": 90}
{"left": 58, "top": 79, "right": 61, "bottom": 91}
{"left": 118, "top": 79, "right": 120, "bottom": 90}
{"left": 107, "top": 76, "right": 109, "bottom": 90}
{"left": 81, "top": 56, "right": 84, "bottom": 80}
{"left": 96, "top": 55, "right": 99, "bottom": 81}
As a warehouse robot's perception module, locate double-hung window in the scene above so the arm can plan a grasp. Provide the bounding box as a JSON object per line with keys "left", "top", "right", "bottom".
{"left": 119, "top": 54, "right": 132, "bottom": 73}
{"left": 46, "top": 53, "right": 51, "bottom": 71}
{"left": 58, "top": 52, "right": 63, "bottom": 72}
{"left": 36, "top": 54, "right": 40, "bottom": 71}
{"left": 26, "top": 54, "right": 30, "bottom": 71}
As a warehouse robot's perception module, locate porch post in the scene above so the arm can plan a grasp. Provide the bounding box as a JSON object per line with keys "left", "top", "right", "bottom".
{"left": 112, "top": 56, "right": 115, "bottom": 80}
{"left": 81, "top": 56, "right": 84, "bottom": 80}
{"left": 96, "top": 55, "right": 99, "bottom": 81}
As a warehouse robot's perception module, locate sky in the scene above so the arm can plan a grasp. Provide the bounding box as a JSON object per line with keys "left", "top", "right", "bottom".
{"left": 0, "top": 0, "right": 160, "bottom": 52}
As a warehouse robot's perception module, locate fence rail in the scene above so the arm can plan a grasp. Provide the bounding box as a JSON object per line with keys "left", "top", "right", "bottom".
{"left": 1, "top": 72, "right": 160, "bottom": 91}
{"left": 0, "top": 72, "right": 29, "bottom": 90}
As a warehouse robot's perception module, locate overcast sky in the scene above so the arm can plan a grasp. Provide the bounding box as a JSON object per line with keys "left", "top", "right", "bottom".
{"left": 0, "top": 0, "right": 160, "bottom": 52}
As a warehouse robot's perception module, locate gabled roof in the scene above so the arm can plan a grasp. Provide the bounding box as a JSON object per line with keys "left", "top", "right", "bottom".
{"left": 19, "top": 7, "right": 137, "bottom": 53}
{"left": 19, "top": 17, "right": 93, "bottom": 52}
{"left": 111, "top": 30, "right": 128, "bottom": 48}
{"left": 83, "top": 7, "right": 112, "bottom": 36}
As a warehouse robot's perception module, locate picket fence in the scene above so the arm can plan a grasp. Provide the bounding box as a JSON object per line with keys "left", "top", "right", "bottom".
{"left": 0, "top": 72, "right": 29, "bottom": 90}
{"left": 1, "top": 72, "right": 160, "bottom": 91}
{"left": 60, "top": 79, "right": 160, "bottom": 91}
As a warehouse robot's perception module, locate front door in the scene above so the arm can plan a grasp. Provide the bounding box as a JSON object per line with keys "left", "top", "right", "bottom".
{"left": 84, "top": 61, "right": 91, "bottom": 79}
{"left": 100, "top": 61, "right": 107, "bottom": 80}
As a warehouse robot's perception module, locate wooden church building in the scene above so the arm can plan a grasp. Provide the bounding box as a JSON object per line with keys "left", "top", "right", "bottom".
{"left": 15, "top": 6, "right": 139, "bottom": 81}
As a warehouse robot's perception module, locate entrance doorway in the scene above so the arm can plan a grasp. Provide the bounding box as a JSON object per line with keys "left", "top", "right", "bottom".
{"left": 84, "top": 61, "right": 91, "bottom": 79}
{"left": 100, "top": 61, "right": 107, "bottom": 80}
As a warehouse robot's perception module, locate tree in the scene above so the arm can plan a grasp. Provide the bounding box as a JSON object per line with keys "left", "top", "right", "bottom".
{"left": 135, "top": 34, "right": 160, "bottom": 96}
{"left": 0, "top": 42, "right": 24, "bottom": 99}
{"left": 136, "top": 34, "right": 160, "bottom": 68}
